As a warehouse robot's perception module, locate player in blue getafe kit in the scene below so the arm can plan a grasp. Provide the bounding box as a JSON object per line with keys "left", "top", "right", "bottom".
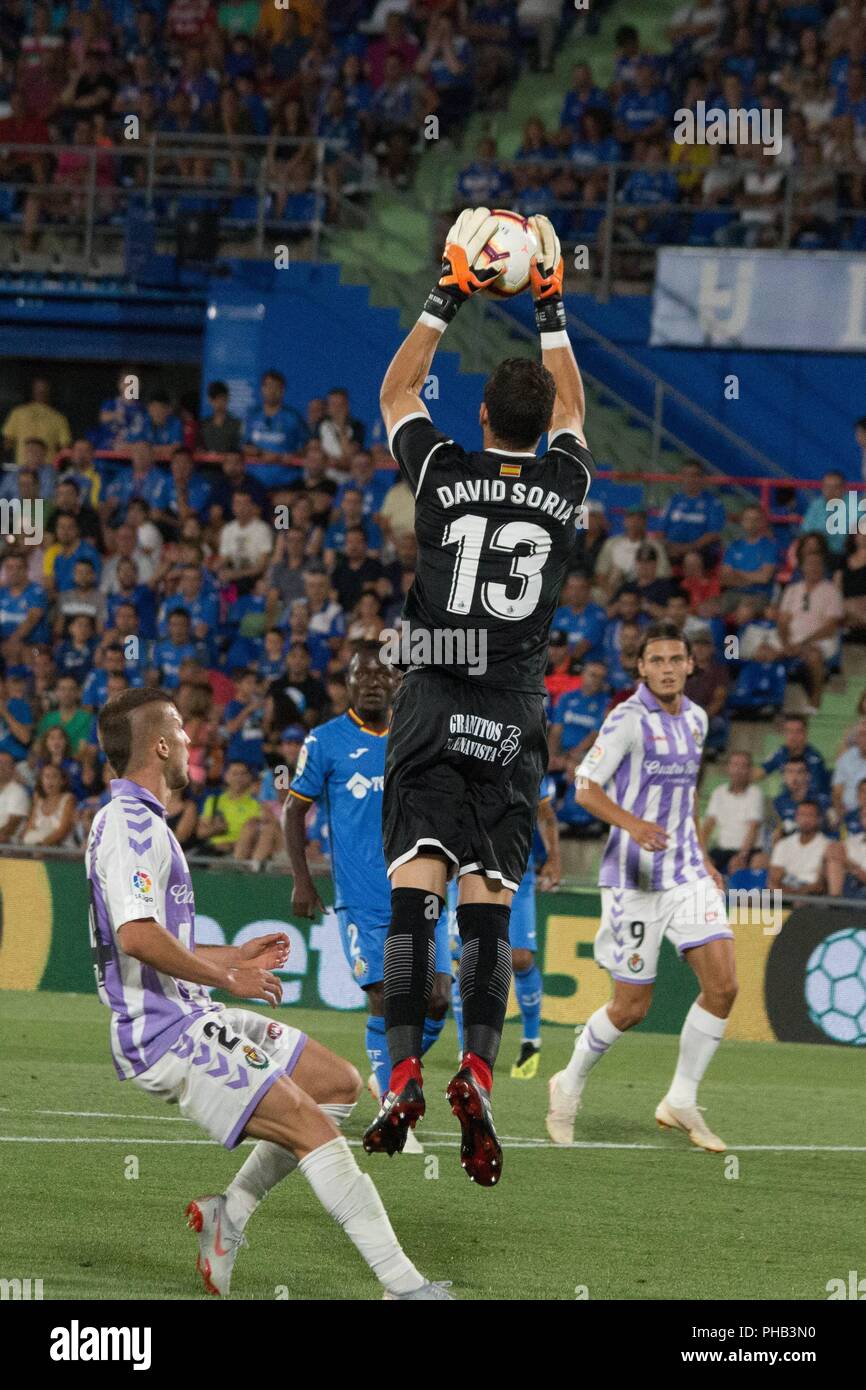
{"left": 283, "top": 644, "right": 451, "bottom": 1144}
{"left": 448, "top": 777, "right": 561, "bottom": 1078}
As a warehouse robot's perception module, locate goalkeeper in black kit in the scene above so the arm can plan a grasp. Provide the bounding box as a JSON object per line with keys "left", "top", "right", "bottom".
{"left": 362, "top": 208, "right": 595, "bottom": 1185}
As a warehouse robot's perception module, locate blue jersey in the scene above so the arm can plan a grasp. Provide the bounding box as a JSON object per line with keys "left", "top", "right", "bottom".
{"left": 0, "top": 582, "right": 48, "bottom": 641}
{"left": 106, "top": 467, "right": 171, "bottom": 516}
{"left": 243, "top": 405, "right": 307, "bottom": 455}
{"left": 149, "top": 638, "right": 201, "bottom": 690}
{"left": 551, "top": 601, "right": 607, "bottom": 662}
{"left": 289, "top": 709, "right": 390, "bottom": 923}
{"left": 660, "top": 490, "right": 725, "bottom": 546}
{"left": 762, "top": 743, "right": 830, "bottom": 797}
{"left": 552, "top": 687, "right": 608, "bottom": 751}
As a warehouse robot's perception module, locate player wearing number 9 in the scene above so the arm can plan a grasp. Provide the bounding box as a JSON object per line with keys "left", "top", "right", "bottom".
{"left": 362, "top": 207, "right": 596, "bottom": 1186}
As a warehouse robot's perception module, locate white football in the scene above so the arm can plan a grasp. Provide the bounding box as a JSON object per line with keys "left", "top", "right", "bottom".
{"left": 477, "top": 209, "right": 539, "bottom": 298}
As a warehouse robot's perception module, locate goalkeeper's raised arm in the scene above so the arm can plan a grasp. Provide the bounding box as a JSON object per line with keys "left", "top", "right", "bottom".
{"left": 528, "top": 215, "right": 588, "bottom": 448}
{"left": 379, "top": 207, "right": 503, "bottom": 445}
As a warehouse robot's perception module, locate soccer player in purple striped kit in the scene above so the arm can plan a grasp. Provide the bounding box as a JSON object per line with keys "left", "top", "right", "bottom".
{"left": 546, "top": 622, "right": 738, "bottom": 1153}
{"left": 85, "top": 687, "right": 452, "bottom": 1299}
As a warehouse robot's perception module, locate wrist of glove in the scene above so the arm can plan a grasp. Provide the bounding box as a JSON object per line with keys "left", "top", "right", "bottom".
{"left": 534, "top": 294, "right": 566, "bottom": 334}
{"left": 422, "top": 281, "right": 464, "bottom": 326}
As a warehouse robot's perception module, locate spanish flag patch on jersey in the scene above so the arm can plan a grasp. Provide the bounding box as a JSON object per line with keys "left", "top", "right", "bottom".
{"left": 499, "top": 462, "right": 522, "bottom": 478}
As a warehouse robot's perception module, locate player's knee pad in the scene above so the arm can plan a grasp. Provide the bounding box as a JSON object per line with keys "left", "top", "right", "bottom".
{"left": 456, "top": 902, "right": 512, "bottom": 1011}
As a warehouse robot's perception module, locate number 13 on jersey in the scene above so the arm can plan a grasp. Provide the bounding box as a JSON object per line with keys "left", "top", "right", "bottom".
{"left": 443, "top": 512, "right": 552, "bottom": 622}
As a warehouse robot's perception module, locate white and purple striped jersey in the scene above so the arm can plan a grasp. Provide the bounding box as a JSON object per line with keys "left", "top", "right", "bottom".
{"left": 576, "top": 683, "right": 708, "bottom": 891}
{"left": 85, "top": 777, "right": 219, "bottom": 1080}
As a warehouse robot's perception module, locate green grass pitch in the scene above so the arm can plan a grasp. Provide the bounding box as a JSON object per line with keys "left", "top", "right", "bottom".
{"left": 0, "top": 991, "right": 862, "bottom": 1302}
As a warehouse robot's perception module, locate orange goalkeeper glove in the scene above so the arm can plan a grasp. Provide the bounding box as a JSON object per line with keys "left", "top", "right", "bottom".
{"left": 528, "top": 215, "right": 566, "bottom": 335}
{"left": 422, "top": 207, "right": 504, "bottom": 327}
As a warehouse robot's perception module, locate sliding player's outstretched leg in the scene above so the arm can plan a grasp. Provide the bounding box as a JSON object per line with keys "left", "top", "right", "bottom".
{"left": 446, "top": 895, "right": 512, "bottom": 1186}
{"left": 363, "top": 875, "right": 445, "bottom": 1156}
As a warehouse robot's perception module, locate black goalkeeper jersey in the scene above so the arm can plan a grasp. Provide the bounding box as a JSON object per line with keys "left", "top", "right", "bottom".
{"left": 390, "top": 413, "right": 595, "bottom": 693}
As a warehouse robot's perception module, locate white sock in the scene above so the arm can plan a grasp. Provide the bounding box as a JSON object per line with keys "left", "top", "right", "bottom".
{"left": 225, "top": 1141, "right": 298, "bottom": 1231}
{"left": 561, "top": 1005, "right": 623, "bottom": 1097}
{"left": 667, "top": 1002, "right": 727, "bottom": 1108}
{"left": 224, "top": 1099, "right": 357, "bottom": 1231}
{"left": 299, "top": 1136, "right": 424, "bottom": 1296}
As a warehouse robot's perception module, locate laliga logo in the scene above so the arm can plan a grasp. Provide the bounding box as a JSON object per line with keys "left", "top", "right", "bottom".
{"left": 170, "top": 884, "right": 195, "bottom": 905}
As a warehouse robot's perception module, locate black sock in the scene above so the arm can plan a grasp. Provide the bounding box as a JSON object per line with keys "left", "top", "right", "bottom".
{"left": 457, "top": 902, "right": 512, "bottom": 1067}
{"left": 384, "top": 887, "right": 444, "bottom": 1068}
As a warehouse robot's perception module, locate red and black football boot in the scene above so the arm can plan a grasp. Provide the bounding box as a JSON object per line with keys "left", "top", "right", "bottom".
{"left": 362, "top": 1060, "right": 425, "bottom": 1156}
{"left": 446, "top": 1065, "right": 503, "bottom": 1186}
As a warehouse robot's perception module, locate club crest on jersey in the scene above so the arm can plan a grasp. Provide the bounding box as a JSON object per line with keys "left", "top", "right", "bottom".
{"left": 353, "top": 956, "right": 368, "bottom": 980}
{"left": 243, "top": 1044, "right": 269, "bottom": 1069}
{"left": 627, "top": 953, "right": 644, "bottom": 973}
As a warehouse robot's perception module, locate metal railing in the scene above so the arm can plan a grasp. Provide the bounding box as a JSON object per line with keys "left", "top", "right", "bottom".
{"left": 325, "top": 187, "right": 787, "bottom": 489}
{"left": 1, "top": 139, "right": 862, "bottom": 275}
{"left": 0, "top": 134, "right": 369, "bottom": 260}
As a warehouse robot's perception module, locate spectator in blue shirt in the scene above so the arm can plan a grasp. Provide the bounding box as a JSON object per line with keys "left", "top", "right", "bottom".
{"left": 514, "top": 114, "right": 558, "bottom": 164}
{"left": 456, "top": 136, "right": 513, "bottom": 208}
{"left": 158, "top": 565, "right": 220, "bottom": 650}
{"left": 334, "top": 452, "right": 391, "bottom": 518}
{"left": 82, "top": 644, "right": 141, "bottom": 710}
{"left": 549, "top": 660, "right": 609, "bottom": 769}
{"left": 755, "top": 714, "right": 831, "bottom": 797}
{"left": 128, "top": 393, "right": 184, "bottom": 453}
{"left": 222, "top": 668, "right": 267, "bottom": 770}
{"left": 243, "top": 369, "right": 307, "bottom": 489}
{"left": 657, "top": 458, "right": 726, "bottom": 568}
{"left": 416, "top": 14, "right": 474, "bottom": 137}
{"left": 0, "top": 670, "right": 34, "bottom": 761}
{"left": 101, "top": 441, "right": 171, "bottom": 527}
{"left": 97, "top": 368, "right": 146, "bottom": 448}
{"left": 55, "top": 612, "right": 98, "bottom": 684}
{"left": 0, "top": 552, "right": 48, "bottom": 660}
{"left": 772, "top": 757, "right": 833, "bottom": 840}
{"left": 551, "top": 574, "right": 607, "bottom": 664}
{"left": 720, "top": 504, "right": 779, "bottom": 611}
{"left": 149, "top": 610, "right": 203, "bottom": 691}
{"left": 323, "top": 487, "right": 383, "bottom": 566}
{"left": 569, "top": 109, "right": 622, "bottom": 171}
{"left": 559, "top": 62, "right": 611, "bottom": 141}
{"left": 619, "top": 140, "right": 680, "bottom": 206}
{"left": 165, "top": 446, "right": 212, "bottom": 528}
{"left": 50, "top": 513, "right": 103, "bottom": 595}
{"left": 799, "top": 470, "right": 855, "bottom": 561}
{"left": 832, "top": 719, "right": 866, "bottom": 816}
{"left": 614, "top": 61, "right": 672, "bottom": 148}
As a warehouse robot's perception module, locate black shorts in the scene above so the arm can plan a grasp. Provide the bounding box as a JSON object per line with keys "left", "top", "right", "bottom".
{"left": 382, "top": 668, "right": 547, "bottom": 892}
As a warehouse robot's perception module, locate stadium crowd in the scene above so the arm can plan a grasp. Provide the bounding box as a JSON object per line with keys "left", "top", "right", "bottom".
{"left": 455, "top": 0, "right": 866, "bottom": 252}
{"left": 0, "top": 0, "right": 590, "bottom": 244}
{"left": 1, "top": 368, "right": 865, "bottom": 900}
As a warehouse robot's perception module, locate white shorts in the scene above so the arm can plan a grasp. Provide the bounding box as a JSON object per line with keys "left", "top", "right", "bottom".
{"left": 596, "top": 881, "right": 733, "bottom": 984}
{"left": 133, "top": 1008, "right": 307, "bottom": 1149}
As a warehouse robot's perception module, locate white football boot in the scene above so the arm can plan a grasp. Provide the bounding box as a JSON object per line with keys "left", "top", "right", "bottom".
{"left": 655, "top": 1097, "right": 726, "bottom": 1153}
{"left": 383, "top": 1280, "right": 455, "bottom": 1300}
{"left": 185, "top": 1194, "right": 247, "bottom": 1296}
{"left": 545, "top": 1070, "right": 582, "bottom": 1145}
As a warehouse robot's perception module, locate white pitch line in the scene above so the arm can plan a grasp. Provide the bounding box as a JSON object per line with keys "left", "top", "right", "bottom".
{"left": 1, "top": 1135, "right": 865, "bottom": 1153}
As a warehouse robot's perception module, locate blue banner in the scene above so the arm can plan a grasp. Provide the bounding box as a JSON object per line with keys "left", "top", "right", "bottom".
{"left": 651, "top": 249, "right": 866, "bottom": 351}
